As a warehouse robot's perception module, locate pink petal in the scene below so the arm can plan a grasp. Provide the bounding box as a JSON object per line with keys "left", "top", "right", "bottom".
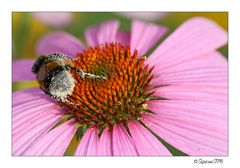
{"left": 13, "top": 88, "right": 55, "bottom": 110}
{"left": 12, "top": 88, "right": 63, "bottom": 155}
{"left": 13, "top": 111, "right": 62, "bottom": 155}
{"left": 23, "top": 119, "right": 77, "bottom": 156}
{"left": 116, "top": 31, "right": 130, "bottom": 46}
{"left": 130, "top": 20, "right": 167, "bottom": 56}
{"left": 147, "top": 100, "right": 227, "bottom": 130}
{"left": 152, "top": 69, "right": 226, "bottom": 84}
{"left": 97, "top": 20, "right": 120, "bottom": 45}
{"left": 74, "top": 127, "right": 112, "bottom": 156}
{"left": 152, "top": 83, "right": 227, "bottom": 103}
{"left": 146, "top": 17, "right": 227, "bottom": 68}
{"left": 97, "top": 128, "right": 112, "bottom": 156}
{"left": 155, "top": 51, "right": 227, "bottom": 73}
{"left": 85, "top": 27, "right": 130, "bottom": 48}
{"left": 151, "top": 51, "right": 227, "bottom": 85}
{"left": 143, "top": 99, "right": 227, "bottom": 155}
{"left": 13, "top": 59, "right": 35, "bottom": 81}
{"left": 128, "top": 121, "right": 171, "bottom": 155}
{"left": 36, "top": 32, "right": 85, "bottom": 57}
{"left": 13, "top": 91, "right": 60, "bottom": 132}
{"left": 13, "top": 101, "right": 58, "bottom": 130}
{"left": 144, "top": 115, "right": 227, "bottom": 156}
{"left": 112, "top": 124, "right": 138, "bottom": 156}
{"left": 85, "top": 24, "right": 129, "bottom": 48}
{"left": 74, "top": 127, "right": 98, "bottom": 156}
{"left": 84, "top": 26, "right": 99, "bottom": 47}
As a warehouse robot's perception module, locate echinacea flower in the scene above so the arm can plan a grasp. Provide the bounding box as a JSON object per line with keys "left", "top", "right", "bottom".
{"left": 13, "top": 17, "right": 228, "bottom": 156}
{"left": 32, "top": 12, "right": 73, "bottom": 28}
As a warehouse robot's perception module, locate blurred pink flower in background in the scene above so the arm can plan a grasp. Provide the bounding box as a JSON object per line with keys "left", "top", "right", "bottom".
{"left": 12, "top": 17, "right": 227, "bottom": 156}
{"left": 118, "top": 12, "right": 168, "bottom": 21}
{"left": 33, "top": 12, "right": 73, "bottom": 27}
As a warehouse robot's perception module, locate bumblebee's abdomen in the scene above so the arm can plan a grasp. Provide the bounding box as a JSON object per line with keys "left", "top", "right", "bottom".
{"left": 48, "top": 69, "right": 75, "bottom": 101}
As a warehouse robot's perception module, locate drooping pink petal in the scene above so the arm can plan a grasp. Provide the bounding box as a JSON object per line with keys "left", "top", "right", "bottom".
{"left": 13, "top": 88, "right": 54, "bottom": 110}
{"left": 151, "top": 51, "right": 227, "bottom": 85}
{"left": 36, "top": 32, "right": 85, "bottom": 57}
{"left": 146, "top": 17, "right": 227, "bottom": 68}
{"left": 13, "top": 59, "right": 35, "bottom": 81}
{"left": 13, "top": 91, "right": 60, "bottom": 132}
{"left": 13, "top": 101, "right": 59, "bottom": 130}
{"left": 13, "top": 111, "right": 63, "bottom": 155}
{"left": 97, "top": 20, "right": 120, "bottom": 45}
{"left": 128, "top": 120, "right": 171, "bottom": 155}
{"left": 152, "top": 68, "right": 226, "bottom": 84}
{"left": 130, "top": 20, "right": 167, "bottom": 56}
{"left": 12, "top": 88, "right": 64, "bottom": 155}
{"left": 74, "top": 127, "right": 100, "bottom": 156}
{"left": 152, "top": 83, "right": 227, "bottom": 103}
{"left": 143, "top": 115, "right": 227, "bottom": 156}
{"left": 23, "top": 119, "right": 77, "bottom": 156}
{"left": 143, "top": 99, "right": 227, "bottom": 155}
{"left": 147, "top": 100, "right": 227, "bottom": 129}
{"left": 84, "top": 26, "right": 99, "bottom": 47}
{"left": 116, "top": 31, "right": 130, "bottom": 46}
{"left": 156, "top": 51, "right": 227, "bottom": 73}
{"left": 112, "top": 124, "right": 138, "bottom": 156}
{"left": 97, "top": 128, "right": 112, "bottom": 156}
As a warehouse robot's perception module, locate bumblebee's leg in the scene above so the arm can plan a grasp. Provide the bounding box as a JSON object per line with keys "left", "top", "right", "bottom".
{"left": 66, "top": 65, "right": 107, "bottom": 79}
{"left": 65, "top": 65, "right": 86, "bottom": 78}
{"left": 84, "top": 72, "right": 107, "bottom": 80}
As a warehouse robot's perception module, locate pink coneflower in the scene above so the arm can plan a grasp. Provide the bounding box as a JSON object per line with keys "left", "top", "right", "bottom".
{"left": 32, "top": 12, "right": 73, "bottom": 28}
{"left": 13, "top": 17, "right": 228, "bottom": 156}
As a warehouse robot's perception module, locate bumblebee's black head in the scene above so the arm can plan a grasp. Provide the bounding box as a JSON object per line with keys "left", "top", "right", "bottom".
{"left": 32, "top": 55, "right": 48, "bottom": 74}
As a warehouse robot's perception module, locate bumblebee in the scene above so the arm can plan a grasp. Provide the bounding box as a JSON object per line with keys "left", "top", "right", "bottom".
{"left": 32, "top": 53, "right": 106, "bottom": 102}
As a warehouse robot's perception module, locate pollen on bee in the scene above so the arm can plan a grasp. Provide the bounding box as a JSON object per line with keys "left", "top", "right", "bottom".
{"left": 49, "top": 70, "right": 75, "bottom": 101}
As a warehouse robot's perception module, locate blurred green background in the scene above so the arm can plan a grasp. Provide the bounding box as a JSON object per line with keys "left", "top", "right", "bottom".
{"left": 12, "top": 12, "right": 228, "bottom": 156}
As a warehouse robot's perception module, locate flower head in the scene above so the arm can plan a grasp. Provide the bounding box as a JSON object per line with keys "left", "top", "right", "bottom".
{"left": 13, "top": 17, "right": 227, "bottom": 156}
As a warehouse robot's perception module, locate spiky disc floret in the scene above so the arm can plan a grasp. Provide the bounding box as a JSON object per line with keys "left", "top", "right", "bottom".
{"left": 62, "top": 43, "right": 155, "bottom": 130}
